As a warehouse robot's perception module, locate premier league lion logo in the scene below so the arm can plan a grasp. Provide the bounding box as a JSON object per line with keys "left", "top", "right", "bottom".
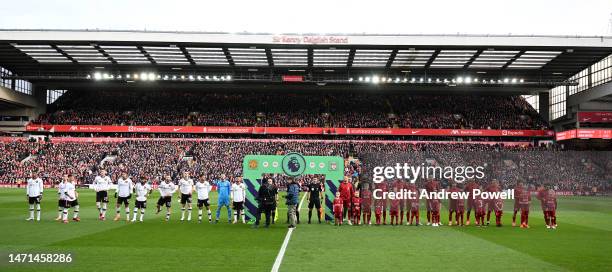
{"left": 287, "top": 157, "right": 301, "bottom": 172}
{"left": 282, "top": 152, "right": 306, "bottom": 177}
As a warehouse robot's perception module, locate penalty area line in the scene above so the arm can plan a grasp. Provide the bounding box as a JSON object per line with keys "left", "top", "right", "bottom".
{"left": 271, "top": 193, "right": 307, "bottom": 272}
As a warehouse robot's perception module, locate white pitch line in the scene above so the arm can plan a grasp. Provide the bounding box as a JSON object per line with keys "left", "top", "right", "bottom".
{"left": 271, "top": 193, "right": 307, "bottom": 272}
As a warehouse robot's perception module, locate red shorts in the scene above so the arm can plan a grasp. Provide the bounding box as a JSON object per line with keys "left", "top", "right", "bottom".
{"left": 467, "top": 200, "right": 475, "bottom": 210}
{"left": 390, "top": 210, "right": 399, "bottom": 216}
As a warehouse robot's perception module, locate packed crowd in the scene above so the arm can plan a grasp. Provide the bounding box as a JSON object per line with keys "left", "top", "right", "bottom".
{"left": 33, "top": 90, "right": 548, "bottom": 129}
{"left": 1, "top": 139, "right": 609, "bottom": 193}
{"left": 389, "top": 95, "right": 548, "bottom": 129}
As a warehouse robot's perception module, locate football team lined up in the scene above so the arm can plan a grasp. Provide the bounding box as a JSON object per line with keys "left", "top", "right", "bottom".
{"left": 331, "top": 177, "right": 559, "bottom": 229}
{"left": 24, "top": 172, "right": 558, "bottom": 229}
{"left": 25, "top": 171, "right": 247, "bottom": 224}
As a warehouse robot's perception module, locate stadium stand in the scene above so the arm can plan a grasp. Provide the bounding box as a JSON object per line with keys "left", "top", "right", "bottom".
{"left": 33, "top": 90, "right": 548, "bottom": 129}
{"left": 1, "top": 139, "right": 609, "bottom": 194}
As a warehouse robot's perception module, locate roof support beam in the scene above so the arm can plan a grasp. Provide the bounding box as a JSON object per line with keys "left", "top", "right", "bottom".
{"left": 265, "top": 48, "right": 274, "bottom": 67}
{"left": 51, "top": 45, "right": 77, "bottom": 64}
{"left": 347, "top": 49, "right": 356, "bottom": 68}
{"left": 137, "top": 46, "right": 156, "bottom": 65}
{"left": 463, "top": 49, "right": 483, "bottom": 69}
{"left": 179, "top": 46, "right": 196, "bottom": 65}
{"left": 307, "top": 48, "right": 313, "bottom": 68}
{"left": 386, "top": 49, "right": 398, "bottom": 68}
{"left": 502, "top": 50, "right": 525, "bottom": 69}
{"left": 92, "top": 44, "right": 117, "bottom": 65}
{"left": 222, "top": 48, "right": 235, "bottom": 66}
{"left": 424, "top": 49, "right": 440, "bottom": 69}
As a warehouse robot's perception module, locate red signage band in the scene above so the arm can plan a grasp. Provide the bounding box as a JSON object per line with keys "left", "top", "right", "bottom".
{"left": 577, "top": 111, "right": 612, "bottom": 123}
{"left": 281, "top": 75, "right": 304, "bottom": 82}
{"left": 25, "top": 124, "right": 554, "bottom": 138}
{"left": 555, "top": 129, "right": 612, "bottom": 141}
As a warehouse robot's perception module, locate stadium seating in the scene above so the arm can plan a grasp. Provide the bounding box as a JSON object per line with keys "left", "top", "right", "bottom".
{"left": 33, "top": 91, "right": 548, "bottom": 129}
{"left": 1, "top": 140, "right": 609, "bottom": 193}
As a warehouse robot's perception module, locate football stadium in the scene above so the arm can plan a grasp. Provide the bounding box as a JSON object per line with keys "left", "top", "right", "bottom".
{"left": 1, "top": 2, "right": 612, "bottom": 272}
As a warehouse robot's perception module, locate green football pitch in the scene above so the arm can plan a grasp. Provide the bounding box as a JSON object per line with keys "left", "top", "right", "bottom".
{"left": 1, "top": 188, "right": 611, "bottom": 272}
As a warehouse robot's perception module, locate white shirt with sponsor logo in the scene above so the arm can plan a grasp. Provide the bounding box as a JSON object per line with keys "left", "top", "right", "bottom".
{"left": 64, "top": 182, "right": 77, "bottom": 201}
{"left": 135, "top": 183, "right": 151, "bottom": 202}
{"left": 195, "top": 181, "right": 211, "bottom": 200}
{"left": 58, "top": 182, "right": 67, "bottom": 200}
{"left": 178, "top": 178, "right": 194, "bottom": 195}
{"left": 94, "top": 175, "right": 112, "bottom": 192}
{"left": 158, "top": 181, "right": 177, "bottom": 197}
{"left": 232, "top": 183, "right": 246, "bottom": 202}
{"left": 116, "top": 177, "right": 134, "bottom": 198}
{"left": 27, "top": 178, "right": 44, "bottom": 197}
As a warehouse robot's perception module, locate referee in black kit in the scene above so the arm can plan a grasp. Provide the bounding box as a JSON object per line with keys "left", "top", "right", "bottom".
{"left": 307, "top": 177, "right": 324, "bottom": 224}
{"left": 253, "top": 178, "right": 278, "bottom": 228}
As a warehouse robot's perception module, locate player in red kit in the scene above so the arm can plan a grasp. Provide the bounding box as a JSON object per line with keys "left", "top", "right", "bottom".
{"left": 544, "top": 188, "right": 557, "bottom": 229}
{"left": 390, "top": 196, "right": 400, "bottom": 226}
{"left": 374, "top": 181, "right": 388, "bottom": 225}
{"left": 407, "top": 183, "right": 420, "bottom": 226}
{"left": 425, "top": 179, "right": 440, "bottom": 226}
{"left": 361, "top": 187, "right": 372, "bottom": 225}
{"left": 430, "top": 198, "right": 441, "bottom": 227}
{"left": 474, "top": 193, "right": 486, "bottom": 227}
{"left": 374, "top": 198, "right": 385, "bottom": 225}
{"left": 456, "top": 191, "right": 465, "bottom": 226}
{"left": 352, "top": 191, "right": 362, "bottom": 225}
{"left": 485, "top": 180, "right": 500, "bottom": 226}
{"left": 333, "top": 192, "right": 344, "bottom": 226}
{"left": 535, "top": 185, "right": 547, "bottom": 225}
{"left": 338, "top": 176, "right": 354, "bottom": 225}
{"left": 512, "top": 181, "right": 523, "bottom": 227}
{"left": 494, "top": 196, "right": 504, "bottom": 227}
{"left": 518, "top": 185, "right": 531, "bottom": 228}
{"left": 448, "top": 183, "right": 460, "bottom": 226}
{"left": 465, "top": 180, "right": 478, "bottom": 226}
{"left": 393, "top": 179, "right": 406, "bottom": 225}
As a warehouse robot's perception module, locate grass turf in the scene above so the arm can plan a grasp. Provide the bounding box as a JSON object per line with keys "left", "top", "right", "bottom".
{"left": 0, "top": 188, "right": 610, "bottom": 272}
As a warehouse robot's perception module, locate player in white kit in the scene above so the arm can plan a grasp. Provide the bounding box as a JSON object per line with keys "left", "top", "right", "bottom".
{"left": 114, "top": 171, "right": 134, "bottom": 221}
{"left": 93, "top": 170, "right": 112, "bottom": 220}
{"left": 156, "top": 175, "right": 177, "bottom": 221}
{"left": 55, "top": 174, "right": 68, "bottom": 221}
{"left": 26, "top": 172, "right": 44, "bottom": 221}
{"left": 178, "top": 172, "right": 194, "bottom": 221}
{"left": 61, "top": 174, "right": 80, "bottom": 223}
{"left": 132, "top": 176, "right": 151, "bottom": 222}
{"left": 195, "top": 174, "right": 212, "bottom": 223}
{"left": 232, "top": 176, "right": 247, "bottom": 224}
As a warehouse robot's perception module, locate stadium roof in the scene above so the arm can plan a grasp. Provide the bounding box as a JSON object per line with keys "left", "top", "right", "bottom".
{"left": 1, "top": 29, "right": 612, "bottom": 88}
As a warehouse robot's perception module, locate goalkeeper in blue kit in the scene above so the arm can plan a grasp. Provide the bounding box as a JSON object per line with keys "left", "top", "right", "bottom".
{"left": 215, "top": 174, "right": 232, "bottom": 223}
